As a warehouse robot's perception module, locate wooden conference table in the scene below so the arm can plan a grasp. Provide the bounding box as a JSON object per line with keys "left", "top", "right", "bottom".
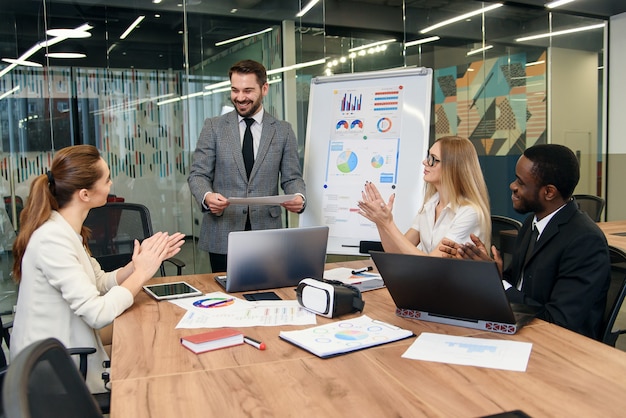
{"left": 110, "top": 260, "right": 626, "bottom": 417}
{"left": 597, "top": 220, "right": 626, "bottom": 250}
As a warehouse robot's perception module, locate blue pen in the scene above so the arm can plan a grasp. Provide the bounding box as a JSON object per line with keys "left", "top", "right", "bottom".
{"left": 204, "top": 298, "right": 234, "bottom": 308}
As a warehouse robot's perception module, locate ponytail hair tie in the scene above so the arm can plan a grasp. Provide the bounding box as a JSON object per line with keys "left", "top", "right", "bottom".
{"left": 46, "top": 171, "right": 54, "bottom": 185}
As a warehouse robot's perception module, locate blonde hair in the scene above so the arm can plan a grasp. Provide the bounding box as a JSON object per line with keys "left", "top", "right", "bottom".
{"left": 422, "top": 136, "right": 491, "bottom": 246}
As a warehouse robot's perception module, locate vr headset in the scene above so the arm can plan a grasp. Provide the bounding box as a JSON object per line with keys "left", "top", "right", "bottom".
{"left": 296, "top": 278, "right": 365, "bottom": 318}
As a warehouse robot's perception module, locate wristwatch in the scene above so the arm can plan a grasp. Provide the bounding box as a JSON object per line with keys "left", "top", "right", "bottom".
{"left": 296, "top": 193, "right": 306, "bottom": 214}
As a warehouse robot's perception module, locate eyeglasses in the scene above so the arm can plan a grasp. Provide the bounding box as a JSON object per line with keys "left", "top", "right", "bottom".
{"left": 426, "top": 152, "right": 441, "bottom": 167}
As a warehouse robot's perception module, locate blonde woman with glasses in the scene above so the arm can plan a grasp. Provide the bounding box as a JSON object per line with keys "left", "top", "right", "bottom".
{"left": 358, "top": 136, "right": 491, "bottom": 257}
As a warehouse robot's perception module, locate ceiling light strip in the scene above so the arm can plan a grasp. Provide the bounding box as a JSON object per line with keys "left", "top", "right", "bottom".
{"left": 467, "top": 45, "right": 493, "bottom": 56}
{"left": 348, "top": 39, "right": 396, "bottom": 53}
{"left": 296, "top": 0, "right": 320, "bottom": 18}
{"left": 516, "top": 23, "right": 605, "bottom": 42}
{"left": 405, "top": 36, "right": 440, "bottom": 48}
{"left": 120, "top": 16, "right": 145, "bottom": 40}
{"left": 1, "top": 23, "right": 93, "bottom": 79}
{"left": 420, "top": 3, "right": 503, "bottom": 34}
{"left": 0, "top": 85, "right": 20, "bottom": 101}
{"left": 545, "top": 0, "right": 577, "bottom": 9}
{"left": 215, "top": 27, "right": 273, "bottom": 47}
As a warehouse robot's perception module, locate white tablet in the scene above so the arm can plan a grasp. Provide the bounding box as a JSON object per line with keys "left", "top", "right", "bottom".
{"left": 143, "top": 281, "right": 203, "bottom": 301}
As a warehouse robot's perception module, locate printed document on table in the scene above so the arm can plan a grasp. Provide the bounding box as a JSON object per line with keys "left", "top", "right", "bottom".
{"left": 323, "top": 267, "right": 385, "bottom": 292}
{"left": 324, "top": 267, "right": 382, "bottom": 284}
{"left": 402, "top": 332, "right": 532, "bottom": 372}
{"left": 228, "top": 194, "right": 297, "bottom": 205}
{"left": 174, "top": 300, "right": 317, "bottom": 329}
{"left": 168, "top": 291, "right": 252, "bottom": 314}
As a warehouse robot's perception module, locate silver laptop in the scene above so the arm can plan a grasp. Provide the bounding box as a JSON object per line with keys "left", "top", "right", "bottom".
{"left": 216, "top": 226, "right": 329, "bottom": 292}
{"left": 371, "top": 251, "right": 541, "bottom": 334}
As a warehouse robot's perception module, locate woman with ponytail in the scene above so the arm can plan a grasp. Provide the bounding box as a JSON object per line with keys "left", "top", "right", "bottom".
{"left": 10, "top": 145, "right": 184, "bottom": 393}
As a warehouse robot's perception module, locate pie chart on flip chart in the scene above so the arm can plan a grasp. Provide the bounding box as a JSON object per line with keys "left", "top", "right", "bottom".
{"left": 337, "top": 150, "right": 358, "bottom": 173}
{"left": 371, "top": 154, "right": 384, "bottom": 168}
{"left": 336, "top": 120, "right": 349, "bottom": 131}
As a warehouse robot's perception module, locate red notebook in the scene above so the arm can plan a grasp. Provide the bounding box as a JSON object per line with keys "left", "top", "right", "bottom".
{"left": 180, "top": 328, "right": 244, "bottom": 354}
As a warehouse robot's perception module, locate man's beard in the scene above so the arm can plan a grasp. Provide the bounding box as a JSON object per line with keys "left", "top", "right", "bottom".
{"left": 233, "top": 98, "right": 261, "bottom": 118}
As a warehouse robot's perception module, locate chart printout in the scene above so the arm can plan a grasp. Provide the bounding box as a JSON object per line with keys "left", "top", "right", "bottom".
{"left": 322, "top": 85, "right": 404, "bottom": 239}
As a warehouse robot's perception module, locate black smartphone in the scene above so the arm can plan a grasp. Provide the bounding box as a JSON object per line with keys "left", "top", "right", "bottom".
{"left": 243, "top": 291, "right": 282, "bottom": 301}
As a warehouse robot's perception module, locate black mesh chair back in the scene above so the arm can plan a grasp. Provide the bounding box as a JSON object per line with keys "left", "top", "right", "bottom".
{"left": 490, "top": 215, "right": 523, "bottom": 271}
{"left": 4, "top": 195, "right": 23, "bottom": 231}
{"left": 2, "top": 338, "right": 103, "bottom": 418}
{"left": 84, "top": 202, "right": 161, "bottom": 275}
{"left": 0, "top": 315, "right": 8, "bottom": 416}
{"left": 601, "top": 246, "right": 626, "bottom": 346}
{"left": 573, "top": 194, "right": 605, "bottom": 222}
{"left": 84, "top": 202, "right": 184, "bottom": 276}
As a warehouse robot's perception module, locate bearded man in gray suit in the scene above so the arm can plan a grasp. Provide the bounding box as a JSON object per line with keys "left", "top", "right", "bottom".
{"left": 188, "top": 60, "right": 306, "bottom": 272}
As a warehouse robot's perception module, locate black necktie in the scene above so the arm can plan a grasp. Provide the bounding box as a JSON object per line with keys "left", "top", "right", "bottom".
{"left": 242, "top": 118, "right": 255, "bottom": 179}
{"left": 524, "top": 224, "right": 539, "bottom": 265}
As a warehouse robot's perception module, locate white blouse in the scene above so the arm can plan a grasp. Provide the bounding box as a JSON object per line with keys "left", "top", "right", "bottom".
{"left": 411, "top": 193, "right": 484, "bottom": 253}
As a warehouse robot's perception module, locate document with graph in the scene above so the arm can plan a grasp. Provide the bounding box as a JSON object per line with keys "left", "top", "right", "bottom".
{"left": 402, "top": 332, "right": 532, "bottom": 372}
{"left": 279, "top": 315, "right": 413, "bottom": 358}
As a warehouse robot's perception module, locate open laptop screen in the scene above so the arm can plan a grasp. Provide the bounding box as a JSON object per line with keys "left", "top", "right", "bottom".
{"left": 371, "top": 251, "right": 517, "bottom": 324}
{"left": 220, "top": 226, "right": 329, "bottom": 293}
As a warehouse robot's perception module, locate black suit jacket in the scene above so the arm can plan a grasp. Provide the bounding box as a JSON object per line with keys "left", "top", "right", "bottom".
{"left": 504, "top": 200, "right": 610, "bottom": 339}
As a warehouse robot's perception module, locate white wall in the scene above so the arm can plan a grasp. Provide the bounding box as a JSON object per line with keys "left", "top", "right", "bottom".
{"left": 550, "top": 48, "right": 599, "bottom": 195}
{"left": 607, "top": 12, "right": 626, "bottom": 220}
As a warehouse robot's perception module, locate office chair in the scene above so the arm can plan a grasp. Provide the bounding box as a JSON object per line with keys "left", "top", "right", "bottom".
{"left": 0, "top": 316, "right": 9, "bottom": 416}
{"left": 490, "top": 215, "right": 523, "bottom": 270}
{"left": 573, "top": 194, "right": 605, "bottom": 222}
{"left": 84, "top": 202, "right": 185, "bottom": 276}
{"left": 3, "top": 195, "right": 23, "bottom": 231}
{"left": 2, "top": 338, "right": 103, "bottom": 418}
{"left": 600, "top": 246, "right": 626, "bottom": 346}
{"left": 2, "top": 316, "right": 109, "bottom": 414}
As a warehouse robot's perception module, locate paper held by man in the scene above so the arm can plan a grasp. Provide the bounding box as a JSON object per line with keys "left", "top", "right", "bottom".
{"left": 228, "top": 194, "right": 297, "bottom": 205}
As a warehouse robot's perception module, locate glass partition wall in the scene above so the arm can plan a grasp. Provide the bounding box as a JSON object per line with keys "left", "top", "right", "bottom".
{"left": 0, "top": 0, "right": 608, "bottom": 297}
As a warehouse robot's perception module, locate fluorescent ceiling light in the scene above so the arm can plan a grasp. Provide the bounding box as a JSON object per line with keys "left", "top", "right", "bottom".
{"left": 204, "top": 59, "right": 325, "bottom": 91}
{"left": 0, "top": 23, "right": 93, "bottom": 79}
{"left": 204, "top": 80, "right": 231, "bottom": 91}
{"left": 405, "top": 36, "right": 440, "bottom": 48}
{"left": 467, "top": 45, "right": 493, "bottom": 56}
{"left": 526, "top": 60, "right": 545, "bottom": 67}
{"left": 545, "top": 0, "right": 577, "bottom": 9}
{"left": 0, "top": 85, "right": 20, "bottom": 101}
{"left": 2, "top": 58, "right": 42, "bottom": 67}
{"left": 215, "top": 27, "right": 272, "bottom": 47}
{"left": 46, "top": 52, "right": 86, "bottom": 59}
{"left": 420, "top": 3, "right": 503, "bottom": 34}
{"left": 266, "top": 58, "right": 326, "bottom": 74}
{"left": 46, "top": 28, "right": 93, "bottom": 38}
{"left": 516, "top": 23, "right": 605, "bottom": 42}
{"left": 348, "top": 39, "right": 396, "bottom": 53}
{"left": 296, "top": 0, "right": 320, "bottom": 18}
{"left": 120, "top": 16, "right": 145, "bottom": 40}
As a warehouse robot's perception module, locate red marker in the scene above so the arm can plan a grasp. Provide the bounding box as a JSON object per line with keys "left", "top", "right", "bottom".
{"left": 244, "top": 336, "right": 266, "bottom": 350}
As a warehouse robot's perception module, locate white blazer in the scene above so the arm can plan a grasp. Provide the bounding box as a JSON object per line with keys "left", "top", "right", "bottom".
{"left": 10, "top": 211, "right": 134, "bottom": 393}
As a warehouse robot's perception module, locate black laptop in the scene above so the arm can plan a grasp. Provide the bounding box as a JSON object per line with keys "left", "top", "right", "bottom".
{"left": 371, "top": 251, "right": 541, "bottom": 334}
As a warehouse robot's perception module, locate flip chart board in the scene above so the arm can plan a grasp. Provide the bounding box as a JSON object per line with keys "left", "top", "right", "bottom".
{"left": 301, "top": 67, "right": 433, "bottom": 255}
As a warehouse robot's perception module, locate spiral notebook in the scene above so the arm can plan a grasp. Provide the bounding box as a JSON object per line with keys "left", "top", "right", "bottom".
{"left": 279, "top": 315, "right": 414, "bottom": 358}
